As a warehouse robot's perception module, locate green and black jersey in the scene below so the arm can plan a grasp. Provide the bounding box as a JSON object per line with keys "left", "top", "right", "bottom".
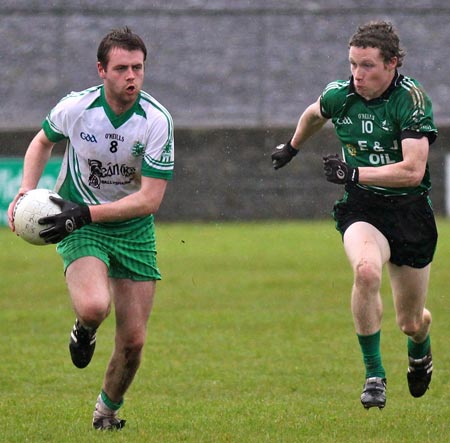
{"left": 320, "top": 72, "right": 437, "bottom": 196}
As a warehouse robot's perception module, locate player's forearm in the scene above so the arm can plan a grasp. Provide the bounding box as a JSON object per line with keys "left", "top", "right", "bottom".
{"left": 358, "top": 162, "right": 426, "bottom": 188}
{"left": 20, "top": 130, "right": 55, "bottom": 192}
{"left": 291, "top": 102, "right": 327, "bottom": 149}
{"left": 89, "top": 198, "right": 159, "bottom": 223}
{"left": 88, "top": 182, "right": 168, "bottom": 223}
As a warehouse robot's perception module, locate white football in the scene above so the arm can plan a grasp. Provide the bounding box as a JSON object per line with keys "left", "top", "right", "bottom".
{"left": 13, "top": 189, "right": 62, "bottom": 245}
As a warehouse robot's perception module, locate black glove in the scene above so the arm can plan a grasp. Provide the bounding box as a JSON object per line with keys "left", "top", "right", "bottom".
{"left": 38, "top": 196, "right": 92, "bottom": 243}
{"left": 271, "top": 141, "right": 298, "bottom": 170}
{"left": 323, "top": 154, "right": 359, "bottom": 185}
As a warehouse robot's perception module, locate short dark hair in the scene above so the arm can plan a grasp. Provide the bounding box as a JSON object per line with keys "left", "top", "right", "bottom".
{"left": 349, "top": 21, "right": 406, "bottom": 68}
{"left": 97, "top": 26, "right": 147, "bottom": 69}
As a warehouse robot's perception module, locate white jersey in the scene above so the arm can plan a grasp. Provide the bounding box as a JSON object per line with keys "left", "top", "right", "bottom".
{"left": 43, "top": 85, "right": 174, "bottom": 206}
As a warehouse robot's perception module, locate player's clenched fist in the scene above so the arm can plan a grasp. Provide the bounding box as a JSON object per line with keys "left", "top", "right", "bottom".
{"left": 271, "top": 141, "right": 298, "bottom": 170}
{"left": 39, "top": 196, "right": 92, "bottom": 243}
{"left": 323, "top": 154, "right": 359, "bottom": 184}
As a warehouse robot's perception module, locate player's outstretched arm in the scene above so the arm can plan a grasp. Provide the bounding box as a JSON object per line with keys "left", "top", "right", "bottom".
{"left": 271, "top": 98, "right": 327, "bottom": 170}
{"left": 291, "top": 98, "right": 328, "bottom": 148}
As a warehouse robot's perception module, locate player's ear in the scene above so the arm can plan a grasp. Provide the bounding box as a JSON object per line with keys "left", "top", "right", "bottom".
{"left": 97, "top": 61, "right": 106, "bottom": 79}
{"left": 387, "top": 56, "right": 398, "bottom": 71}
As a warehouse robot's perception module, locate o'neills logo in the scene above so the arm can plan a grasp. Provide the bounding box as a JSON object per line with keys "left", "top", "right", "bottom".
{"left": 105, "top": 133, "right": 125, "bottom": 142}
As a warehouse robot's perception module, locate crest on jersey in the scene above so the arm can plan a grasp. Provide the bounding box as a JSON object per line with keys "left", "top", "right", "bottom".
{"left": 131, "top": 141, "right": 145, "bottom": 157}
{"left": 160, "top": 141, "right": 173, "bottom": 163}
{"left": 345, "top": 144, "right": 357, "bottom": 157}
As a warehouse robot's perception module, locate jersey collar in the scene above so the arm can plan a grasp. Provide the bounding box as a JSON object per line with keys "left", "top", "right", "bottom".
{"left": 91, "top": 86, "right": 146, "bottom": 129}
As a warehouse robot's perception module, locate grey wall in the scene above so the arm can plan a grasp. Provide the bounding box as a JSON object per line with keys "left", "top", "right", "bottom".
{"left": 1, "top": 1, "right": 450, "bottom": 130}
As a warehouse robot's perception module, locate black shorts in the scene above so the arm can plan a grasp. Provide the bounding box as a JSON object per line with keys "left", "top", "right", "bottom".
{"left": 332, "top": 186, "right": 438, "bottom": 268}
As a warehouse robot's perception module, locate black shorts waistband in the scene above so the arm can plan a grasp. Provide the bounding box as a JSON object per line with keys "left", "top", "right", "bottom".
{"left": 345, "top": 185, "right": 429, "bottom": 206}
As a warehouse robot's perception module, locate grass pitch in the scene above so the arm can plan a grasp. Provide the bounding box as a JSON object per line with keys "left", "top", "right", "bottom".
{"left": 1, "top": 220, "right": 449, "bottom": 442}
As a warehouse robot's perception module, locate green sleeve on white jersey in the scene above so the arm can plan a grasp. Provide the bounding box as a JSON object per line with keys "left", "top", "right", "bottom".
{"left": 141, "top": 99, "right": 174, "bottom": 180}
{"left": 42, "top": 115, "right": 67, "bottom": 143}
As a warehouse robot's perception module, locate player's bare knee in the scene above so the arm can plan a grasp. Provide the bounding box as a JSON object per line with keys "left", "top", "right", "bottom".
{"left": 398, "top": 308, "right": 431, "bottom": 337}
{"left": 354, "top": 259, "right": 381, "bottom": 292}
{"left": 77, "top": 300, "right": 110, "bottom": 327}
{"left": 398, "top": 319, "right": 422, "bottom": 337}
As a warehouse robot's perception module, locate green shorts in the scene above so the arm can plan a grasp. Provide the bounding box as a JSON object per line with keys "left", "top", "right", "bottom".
{"left": 56, "top": 215, "right": 161, "bottom": 281}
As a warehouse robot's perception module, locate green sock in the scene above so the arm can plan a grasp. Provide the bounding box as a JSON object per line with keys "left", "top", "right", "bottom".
{"left": 357, "top": 330, "right": 385, "bottom": 379}
{"left": 101, "top": 390, "right": 124, "bottom": 411}
{"left": 408, "top": 335, "right": 431, "bottom": 359}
